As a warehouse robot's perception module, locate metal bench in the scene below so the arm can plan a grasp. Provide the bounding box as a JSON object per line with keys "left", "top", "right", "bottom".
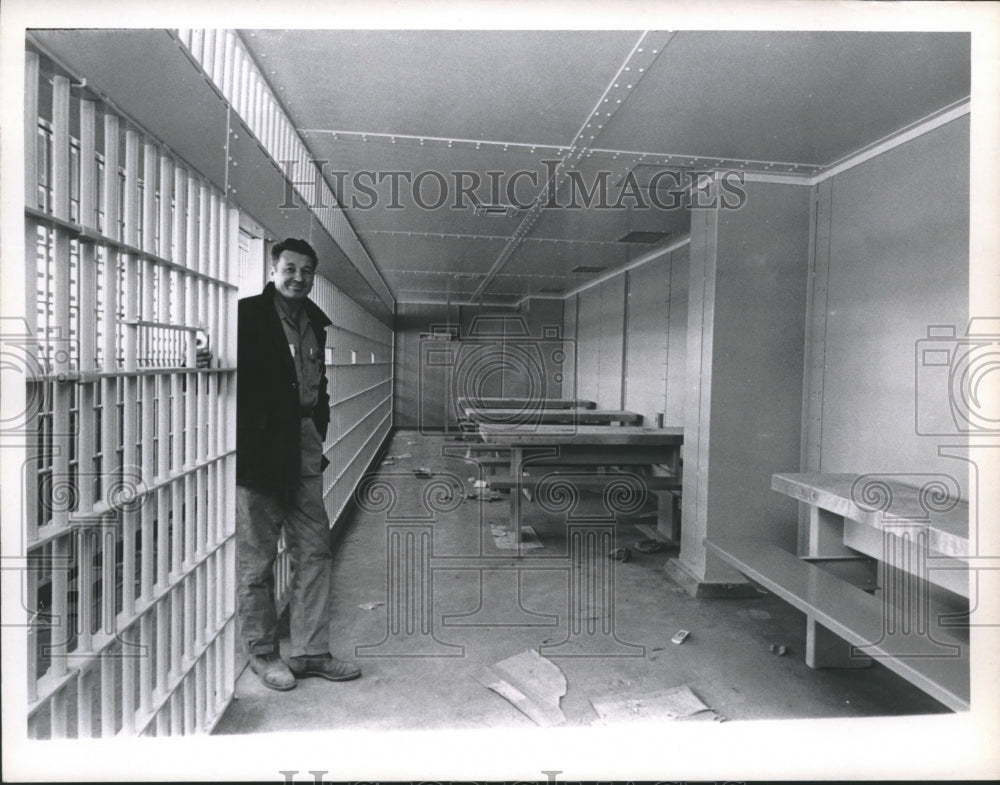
{"left": 706, "top": 537, "right": 969, "bottom": 711}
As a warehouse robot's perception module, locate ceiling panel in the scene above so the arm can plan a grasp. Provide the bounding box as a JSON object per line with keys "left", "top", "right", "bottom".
{"left": 363, "top": 233, "right": 506, "bottom": 275}
{"left": 244, "top": 30, "right": 640, "bottom": 145}
{"left": 600, "top": 31, "right": 970, "bottom": 166}
{"left": 306, "top": 138, "right": 556, "bottom": 236}
{"left": 43, "top": 29, "right": 966, "bottom": 307}
{"left": 491, "top": 240, "right": 634, "bottom": 283}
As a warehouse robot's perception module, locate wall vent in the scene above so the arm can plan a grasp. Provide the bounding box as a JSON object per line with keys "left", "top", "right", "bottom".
{"left": 475, "top": 204, "right": 519, "bottom": 218}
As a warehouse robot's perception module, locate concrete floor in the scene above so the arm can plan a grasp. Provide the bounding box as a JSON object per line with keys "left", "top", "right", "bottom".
{"left": 214, "top": 431, "right": 950, "bottom": 735}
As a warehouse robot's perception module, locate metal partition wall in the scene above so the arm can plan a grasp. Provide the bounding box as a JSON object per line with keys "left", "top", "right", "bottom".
{"left": 310, "top": 277, "right": 394, "bottom": 523}
{"left": 23, "top": 48, "right": 239, "bottom": 737}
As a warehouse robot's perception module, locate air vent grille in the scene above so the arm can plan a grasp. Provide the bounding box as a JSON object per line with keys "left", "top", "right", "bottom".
{"left": 475, "top": 204, "right": 519, "bottom": 218}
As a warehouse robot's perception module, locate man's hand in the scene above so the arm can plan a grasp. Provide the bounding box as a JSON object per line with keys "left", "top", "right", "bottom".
{"left": 196, "top": 347, "right": 213, "bottom": 369}
{"left": 195, "top": 328, "right": 212, "bottom": 368}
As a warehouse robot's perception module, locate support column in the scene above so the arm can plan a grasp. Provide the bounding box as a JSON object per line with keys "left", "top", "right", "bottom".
{"left": 667, "top": 176, "right": 812, "bottom": 597}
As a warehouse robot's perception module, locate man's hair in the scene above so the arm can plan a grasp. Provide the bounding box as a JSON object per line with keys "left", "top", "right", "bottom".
{"left": 270, "top": 237, "right": 318, "bottom": 266}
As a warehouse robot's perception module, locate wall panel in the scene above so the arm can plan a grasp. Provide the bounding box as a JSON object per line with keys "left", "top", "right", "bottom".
{"left": 812, "top": 117, "right": 969, "bottom": 494}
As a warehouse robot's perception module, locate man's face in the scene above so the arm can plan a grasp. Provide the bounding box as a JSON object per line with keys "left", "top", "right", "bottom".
{"left": 271, "top": 250, "right": 316, "bottom": 301}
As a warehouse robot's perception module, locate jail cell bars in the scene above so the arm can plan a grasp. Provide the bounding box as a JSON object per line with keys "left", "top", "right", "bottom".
{"left": 310, "top": 277, "right": 394, "bottom": 524}
{"left": 23, "top": 49, "right": 239, "bottom": 737}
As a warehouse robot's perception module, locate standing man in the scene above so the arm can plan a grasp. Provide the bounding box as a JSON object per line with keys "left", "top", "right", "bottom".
{"left": 236, "top": 237, "right": 361, "bottom": 691}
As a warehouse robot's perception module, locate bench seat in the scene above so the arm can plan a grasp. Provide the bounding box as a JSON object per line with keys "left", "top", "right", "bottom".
{"left": 490, "top": 472, "right": 682, "bottom": 539}
{"left": 706, "top": 537, "right": 969, "bottom": 712}
{"left": 489, "top": 472, "right": 681, "bottom": 492}
{"left": 773, "top": 472, "right": 969, "bottom": 598}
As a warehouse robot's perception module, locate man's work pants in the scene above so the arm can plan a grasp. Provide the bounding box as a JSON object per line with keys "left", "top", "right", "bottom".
{"left": 237, "top": 418, "right": 331, "bottom": 657}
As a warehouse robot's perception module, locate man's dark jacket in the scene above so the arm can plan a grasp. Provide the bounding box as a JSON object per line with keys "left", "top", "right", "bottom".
{"left": 236, "top": 282, "right": 332, "bottom": 496}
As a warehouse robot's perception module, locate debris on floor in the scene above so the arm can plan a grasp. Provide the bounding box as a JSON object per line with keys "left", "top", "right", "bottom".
{"left": 632, "top": 538, "right": 669, "bottom": 553}
{"left": 609, "top": 547, "right": 632, "bottom": 562}
{"left": 474, "top": 649, "right": 567, "bottom": 727}
{"left": 589, "top": 684, "right": 719, "bottom": 723}
{"left": 358, "top": 601, "right": 385, "bottom": 611}
{"left": 490, "top": 523, "right": 543, "bottom": 550}
{"left": 770, "top": 643, "right": 788, "bottom": 656}
{"left": 671, "top": 629, "right": 690, "bottom": 645}
{"left": 467, "top": 491, "right": 503, "bottom": 501}
{"left": 412, "top": 467, "right": 434, "bottom": 478}
{"left": 384, "top": 452, "right": 412, "bottom": 461}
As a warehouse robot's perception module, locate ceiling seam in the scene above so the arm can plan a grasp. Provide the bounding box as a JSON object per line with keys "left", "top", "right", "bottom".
{"left": 469, "top": 30, "right": 676, "bottom": 304}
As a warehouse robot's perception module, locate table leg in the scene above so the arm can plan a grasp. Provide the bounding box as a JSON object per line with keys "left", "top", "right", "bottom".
{"left": 510, "top": 446, "right": 523, "bottom": 554}
{"left": 667, "top": 444, "right": 681, "bottom": 477}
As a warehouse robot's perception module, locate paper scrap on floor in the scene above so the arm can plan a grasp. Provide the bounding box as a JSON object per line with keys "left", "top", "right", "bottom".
{"left": 474, "top": 649, "right": 567, "bottom": 727}
{"left": 490, "top": 523, "right": 543, "bottom": 550}
{"left": 589, "top": 685, "right": 719, "bottom": 723}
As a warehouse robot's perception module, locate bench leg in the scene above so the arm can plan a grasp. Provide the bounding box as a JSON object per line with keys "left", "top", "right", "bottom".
{"left": 805, "top": 617, "right": 872, "bottom": 669}
{"left": 802, "top": 507, "right": 857, "bottom": 559}
{"left": 654, "top": 490, "right": 681, "bottom": 542}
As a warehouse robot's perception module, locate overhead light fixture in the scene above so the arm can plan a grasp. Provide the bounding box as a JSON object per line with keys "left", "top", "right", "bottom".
{"left": 570, "top": 265, "right": 607, "bottom": 274}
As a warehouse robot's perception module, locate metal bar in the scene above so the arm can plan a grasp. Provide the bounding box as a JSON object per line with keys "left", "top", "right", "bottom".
{"left": 79, "top": 99, "right": 96, "bottom": 230}
{"left": 198, "top": 182, "right": 210, "bottom": 278}
{"left": 51, "top": 75, "right": 70, "bottom": 220}
{"left": 76, "top": 525, "right": 95, "bottom": 653}
{"left": 173, "top": 165, "right": 187, "bottom": 270}
{"left": 25, "top": 51, "right": 40, "bottom": 206}
{"left": 100, "top": 649, "right": 115, "bottom": 736}
{"left": 158, "top": 153, "right": 173, "bottom": 261}
{"left": 120, "top": 630, "right": 135, "bottom": 734}
{"left": 201, "top": 30, "right": 216, "bottom": 82}
{"left": 48, "top": 534, "right": 70, "bottom": 678}
{"left": 207, "top": 189, "right": 219, "bottom": 283}
{"left": 156, "top": 594, "right": 168, "bottom": 696}
{"left": 194, "top": 657, "right": 206, "bottom": 732}
{"left": 121, "top": 507, "right": 137, "bottom": 621}
{"left": 142, "top": 143, "right": 157, "bottom": 256}
{"left": 102, "top": 114, "right": 119, "bottom": 241}
{"left": 140, "top": 377, "right": 155, "bottom": 601}
{"left": 138, "top": 611, "right": 152, "bottom": 718}
{"left": 170, "top": 582, "right": 183, "bottom": 679}
{"left": 183, "top": 509, "right": 195, "bottom": 645}
{"left": 188, "top": 29, "right": 204, "bottom": 67}
{"left": 205, "top": 545, "right": 217, "bottom": 636}
{"left": 212, "top": 29, "right": 226, "bottom": 85}
{"left": 100, "top": 510, "right": 116, "bottom": 637}
{"left": 170, "top": 689, "right": 182, "bottom": 735}
{"left": 222, "top": 31, "right": 236, "bottom": 102}
{"left": 123, "top": 129, "right": 139, "bottom": 248}
{"left": 76, "top": 667, "right": 93, "bottom": 738}
{"left": 79, "top": 243, "right": 97, "bottom": 372}
{"left": 183, "top": 673, "right": 194, "bottom": 734}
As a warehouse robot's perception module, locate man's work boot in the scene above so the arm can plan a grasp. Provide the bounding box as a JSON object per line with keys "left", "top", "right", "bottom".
{"left": 249, "top": 652, "right": 296, "bottom": 691}
{"left": 288, "top": 653, "right": 362, "bottom": 682}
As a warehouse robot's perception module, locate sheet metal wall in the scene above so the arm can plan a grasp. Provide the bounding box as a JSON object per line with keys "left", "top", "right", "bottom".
{"left": 804, "top": 117, "right": 970, "bottom": 497}
{"left": 564, "top": 246, "right": 689, "bottom": 426}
